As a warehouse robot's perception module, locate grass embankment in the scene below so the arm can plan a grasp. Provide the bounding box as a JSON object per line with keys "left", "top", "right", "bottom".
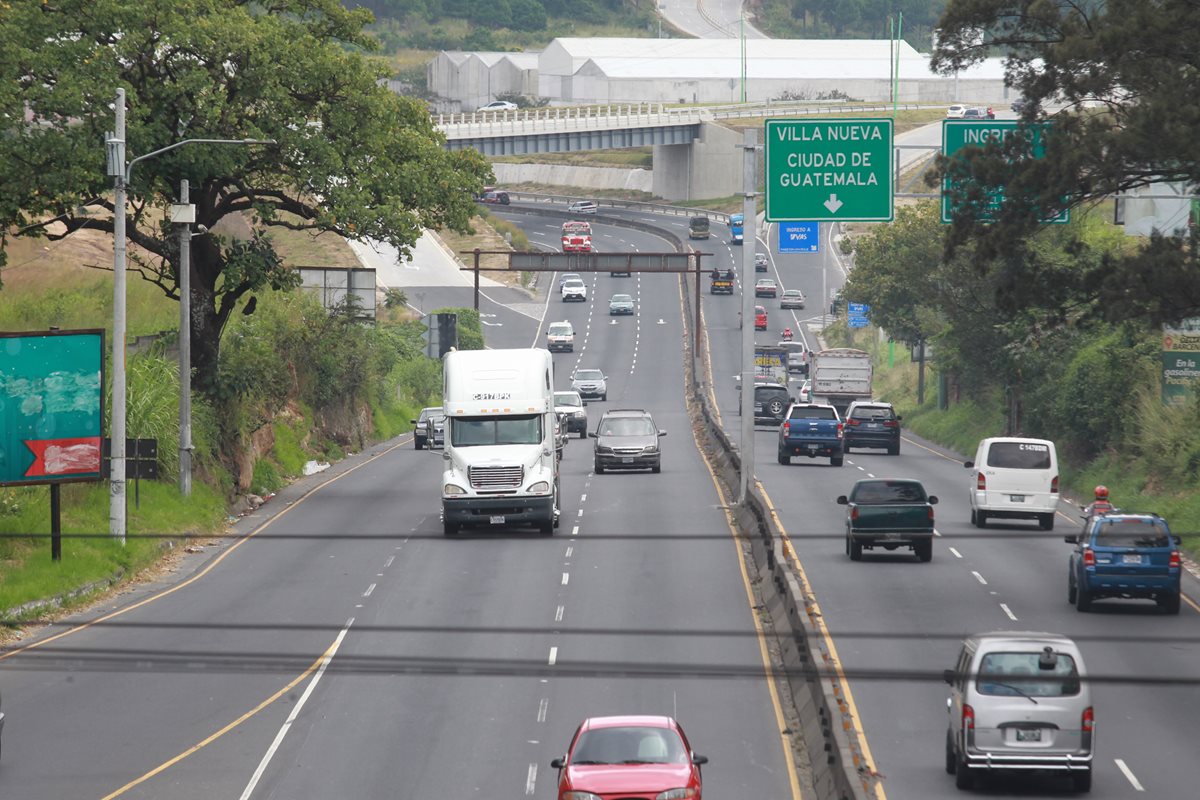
{"left": 825, "top": 323, "right": 1200, "bottom": 558}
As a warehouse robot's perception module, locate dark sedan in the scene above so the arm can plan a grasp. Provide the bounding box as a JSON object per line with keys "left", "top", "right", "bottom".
{"left": 590, "top": 409, "right": 665, "bottom": 473}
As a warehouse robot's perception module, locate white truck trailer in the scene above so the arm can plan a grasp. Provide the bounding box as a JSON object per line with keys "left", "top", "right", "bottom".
{"left": 441, "top": 348, "right": 559, "bottom": 536}
{"left": 810, "top": 348, "right": 873, "bottom": 415}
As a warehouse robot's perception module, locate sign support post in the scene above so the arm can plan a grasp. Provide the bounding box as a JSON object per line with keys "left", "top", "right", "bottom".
{"left": 738, "top": 128, "right": 759, "bottom": 506}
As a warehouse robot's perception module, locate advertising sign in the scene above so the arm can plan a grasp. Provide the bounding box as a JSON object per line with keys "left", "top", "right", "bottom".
{"left": 0, "top": 330, "right": 105, "bottom": 486}
{"left": 1162, "top": 319, "right": 1200, "bottom": 406}
{"left": 778, "top": 221, "right": 819, "bottom": 253}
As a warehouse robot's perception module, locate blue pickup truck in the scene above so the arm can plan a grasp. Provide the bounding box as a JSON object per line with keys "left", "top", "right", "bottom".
{"left": 777, "top": 403, "right": 844, "bottom": 466}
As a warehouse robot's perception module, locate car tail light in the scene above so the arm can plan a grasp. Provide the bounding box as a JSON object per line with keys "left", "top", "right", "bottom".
{"left": 1081, "top": 707, "right": 1094, "bottom": 733}
{"left": 851, "top": 508, "right": 859, "bottom": 521}
{"left": 962, "top": 704, "right": 975, "bottom": 730}
{"left": 836, "top": 422, "right": 844, "bottom": 439}
{"left": 976, "top": 472, "right": 986, "bottom": 491}
{"left": 846, "top": 418, "right": 860, "bottom": 426}
{"left": 782, "top": 421, "right": 790, "bottom": 436}
{"left": 1051, "top": 475, "right": 1059, "bottom": 494}
{"left": 1169, "top": 550, "right": 1181, "bottom": 568}
{"left": 1083, "top": 548, "right": 1095, "bottom": 567}
{"left": 883, "top": 419, "right": 898, "bottom": 427}
{"left": 928, "top": 506, "right": 935, "bottom": 521}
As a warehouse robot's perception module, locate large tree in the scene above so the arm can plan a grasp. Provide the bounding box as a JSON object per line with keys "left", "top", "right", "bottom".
{"left": 0, "top": 0, "right": 490, "bottom": 392}
{"left": 929, "top": 0, "right": 1200, "bottom": 326}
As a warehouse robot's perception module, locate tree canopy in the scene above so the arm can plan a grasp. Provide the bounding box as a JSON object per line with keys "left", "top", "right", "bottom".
{"left": 0, "top": 0, "right": 491, "bottom": 391}
{"left": 929, "top": 0, "right": 1200, "bottom": 327}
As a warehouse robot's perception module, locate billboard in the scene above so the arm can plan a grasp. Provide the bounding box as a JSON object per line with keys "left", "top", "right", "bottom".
{"left": 0, "top": 330, "right": 105, "bottom": 486}
{"left": 1162, "top": 319, "right": 1200, "bottom": 406}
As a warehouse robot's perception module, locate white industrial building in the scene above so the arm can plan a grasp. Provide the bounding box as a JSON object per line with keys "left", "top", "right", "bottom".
{"left": 427, "top": 37, "right": 1012, "bottom": 110}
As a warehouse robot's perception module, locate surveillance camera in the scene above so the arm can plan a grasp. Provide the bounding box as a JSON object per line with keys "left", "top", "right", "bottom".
{"left": 195, "top": 224, "right": 209, "bottom": 234}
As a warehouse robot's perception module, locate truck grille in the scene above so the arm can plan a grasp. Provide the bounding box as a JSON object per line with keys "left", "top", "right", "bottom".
{"left": 469, "top": 465, "right": 523, "bottom": 490}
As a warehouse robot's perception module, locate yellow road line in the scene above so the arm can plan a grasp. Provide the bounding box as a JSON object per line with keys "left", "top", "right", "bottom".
{"left": 1, "top": 434, "right": 410, "bottom": 661}
{"left": 679, "top": 276, "right": 802, "bottom": 799}
{"left": 756, "top": 481, "right": 887, "bottom": 800}
{"left": 98, "top": 634, "right": 342, "bottom": 800}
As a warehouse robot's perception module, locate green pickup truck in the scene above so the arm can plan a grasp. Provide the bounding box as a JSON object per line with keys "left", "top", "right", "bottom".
{"left": 837, "top": 478, "right": 938, "bottom": 562}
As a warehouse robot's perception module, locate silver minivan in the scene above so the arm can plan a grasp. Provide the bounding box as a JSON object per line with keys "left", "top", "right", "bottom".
{"left": 965, "top": 437, "right": 1060, "bottom": 530}
{"left": 944, "top": 631, "right": 1093, "bottom": 793}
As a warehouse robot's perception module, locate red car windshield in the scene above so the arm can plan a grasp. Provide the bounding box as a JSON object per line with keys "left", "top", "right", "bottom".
{"left": 572, "top": 726, "right": 688, "bottom": 765}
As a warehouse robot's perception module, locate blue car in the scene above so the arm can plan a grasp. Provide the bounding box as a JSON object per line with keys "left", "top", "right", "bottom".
{"left": 1067, "top": 513, "right": 1182, "bottom": 614}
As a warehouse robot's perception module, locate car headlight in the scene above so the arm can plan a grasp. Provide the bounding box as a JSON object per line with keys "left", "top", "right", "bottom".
{"left": 443, "top": 484, "right": 466, "bottom": 495}
{"left": 562, "top": 793, "right": 604, "bottom": 800}
{"left": 528, "top": 481, "right": 551, "bottom": 494}
{"left": 595, "top": 445, "right": 613, "bottom": 454}
{"left": 656, "top": 790, "right": 698, "bottom": 800}
{"left": 643, "top": 445, "right": 659, "bottom": 454}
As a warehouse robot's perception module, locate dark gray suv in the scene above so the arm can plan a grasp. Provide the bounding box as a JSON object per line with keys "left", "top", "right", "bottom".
{"left": 590, "top": 409, "right": 666, "bottom": 474}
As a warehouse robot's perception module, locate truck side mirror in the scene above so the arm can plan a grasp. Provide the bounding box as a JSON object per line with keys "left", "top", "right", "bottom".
{"left": 928, "top": 495, "right": 938, "bottom": 505}
{"left": 1063, "top": 534, "right": 1077, "bottom": 544}
{"left": 942, "top": 669, "right": 956, "bottom": 686}
{"left": 658, "top": 430, "right": 667, "bottom": 437}
{"left": 963, "top": 460, "right": 974, "bottom": 469}
{"left": 836, "top": 495, "right": 849, "bottom": 505}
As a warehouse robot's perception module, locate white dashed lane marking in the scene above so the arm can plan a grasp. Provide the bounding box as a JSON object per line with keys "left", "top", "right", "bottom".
{"left": 999, "top": 603, "right": 1017, "bottom": 621}
{"left": 972, "top": 571, "right": 988, "bottom": 585}
{"left": 561, "top": 572, "right": 570, "bottom": 585}
{"left": 1115, "top": 759, "right": 1145, "bottom": 791}
{"left": 949, "top": 547, "right": 963, "bottom": 558}
{"left": 548, "top": 646, "right": 558, "bottom": 666}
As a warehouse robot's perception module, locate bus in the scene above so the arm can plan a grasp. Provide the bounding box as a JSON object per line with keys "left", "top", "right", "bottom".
{"left": 730, "top": 213, "right": 744, "bottom": 245}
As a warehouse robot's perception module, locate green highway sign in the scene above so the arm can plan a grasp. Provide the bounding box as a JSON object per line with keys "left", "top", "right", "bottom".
{"left": 941, "top": 120, "right": 1070, "bottom": 224}
{"left": 0, "top": 329, "right": 105, "bottom": 486}
{"left": 765, "top": 118, "right": 894, "bottom": 222}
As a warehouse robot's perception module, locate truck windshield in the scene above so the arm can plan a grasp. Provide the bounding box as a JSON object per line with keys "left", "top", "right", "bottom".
{"left": 451, "top": 414, "right": 543, "bottom": 446}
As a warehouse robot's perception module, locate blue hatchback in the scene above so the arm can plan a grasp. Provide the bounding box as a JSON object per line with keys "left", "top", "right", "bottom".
{"left": 1067, "top": 513, "right": 1182, "bottom": 614}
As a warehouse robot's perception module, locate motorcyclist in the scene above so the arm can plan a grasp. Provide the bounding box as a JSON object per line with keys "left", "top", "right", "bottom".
{"left": 782, "top": 327, "right": 794, "bottom": 341}
{"left": 1083, "top": 485, "right": 1114, "bottom": 518}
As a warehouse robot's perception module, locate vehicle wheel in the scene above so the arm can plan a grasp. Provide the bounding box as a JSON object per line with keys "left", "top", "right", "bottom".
{"left": 601, "top": 393, "right": 607, "bottom": 401}
{"left": 945, "top": 731, "right": 957, "bottom": 775}
{"left": 768, "top": 399, "right": 785, "bottom": 416}
{"left": 915, "top": 539, "right": 933, "bottom": 562}
{"left": 1067, "top": 578, "right": 1077, "bottom": 605}
{"left": 579, "top": 429, "right": 586, "bottom": 440}
{"left": 954, "top": 754, "right": 975, "bottom": 790}
{"left": 849, "top": 538, "right": 863, "bottom": 561}
{"left": 1072, "top": 769, "right": 1092, "bottom": 793}
{"left": 415, "top": 438, "right": 424, "bottom": 451}
{"left": 538, "top": 518, "right": 554, "bottom": 535}
{"left": 830, "top": 456, "right": 844, "bottom": 467}
{"left": 651, "top": 461, "right": 661, "bottom": 474}
{"left": 594, "top": 462, "right": 604, "bottom": 475}
{"left": 888, "top": 443, "right": 900, "bottom": 456}
{"left": 1039, "top": 513, "right": 1055, "bottom": 531}
{"left": 777, "top": 449, "right": 790, "bottom": 465}
{"left": 1159, "top": 591, "right": 1181, "bottom": 615}
{"left": 969, "top": 508, "right": 977, "bottom": 526}
{"left": 442, "top": 520, "right": 458, "bottom": 536}
{"left": 1075, "top": 584, "right": 1093, "bottom": 612}
{"left": 974, "top": 511, "right": 988, "bottom": 528}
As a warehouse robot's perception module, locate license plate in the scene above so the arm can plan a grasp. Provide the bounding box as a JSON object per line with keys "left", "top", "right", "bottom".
{"left": 489, "top": 515, "right": 505, "bottom": 524}
{"left": 1010, "top": 494, "right": 1026, "bottom": 502}
{"left": 1122, "top": 553, "right": 1144, "bottom": 565}
{"left": 621, "top": 457, "right": 634, "bottom": 463}
{"left": 1015, "top": 728, "right": 1042, "bottom": 742}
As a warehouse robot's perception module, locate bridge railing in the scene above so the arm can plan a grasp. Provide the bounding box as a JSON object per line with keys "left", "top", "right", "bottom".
{"left": 491, "top": 190, "right": 732, "bottom": 227}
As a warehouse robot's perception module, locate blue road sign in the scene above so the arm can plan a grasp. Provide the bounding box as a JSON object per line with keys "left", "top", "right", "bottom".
{"left": 848, "top": 302, "right": 870, "bottom": 315}
{"left": 848, "top": 315, "right": 870, "bottom": 328}
{"left": 778, "top": 221, "right": 819, "bottom": 253}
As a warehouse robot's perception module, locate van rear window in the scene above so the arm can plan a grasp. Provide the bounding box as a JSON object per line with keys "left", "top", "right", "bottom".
{"left": 986, "top": 441, "right": 1051, "bottom": 469}
{"left": 976, "top": 651, "right": 1080, "bottom": 697}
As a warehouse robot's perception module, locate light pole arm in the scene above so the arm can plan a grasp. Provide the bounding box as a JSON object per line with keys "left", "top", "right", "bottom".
{"left": 125, "top": 138, "right": 275, "bottom": 182}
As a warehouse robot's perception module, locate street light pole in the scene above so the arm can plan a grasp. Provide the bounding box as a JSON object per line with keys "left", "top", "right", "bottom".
{"left": 105, "top": 88, "right": 274, "bottom": 538}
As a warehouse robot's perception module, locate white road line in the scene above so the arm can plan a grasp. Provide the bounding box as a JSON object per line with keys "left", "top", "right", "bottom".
{"left": 384, "top": 555, "right": 395, "bottom": 568}
{"left": 548, "top": 646, "right": 558, "bottom": 665}
{"left": 857, "top": 465, "right": 866, "bottom": 471}
{"left": 577, "top": 509, "right": 583, "bottom": 517}
{"left": 561, "top": 572, "right": 570, "bottom": 585}
{"left": 571, "top": 525, "right": 580, "bottom": 536}
{"left": 999, "top": 603, "right": 1017, "bottom": 621}
{"left": 580, "top": 493, "right": 587, "bottom": 502}
{"left": 972, "top": 571, "right": 988, "bottom": 585}
{"left": 949, "top": 547, "right": 963, "bottom": 558}
{"left": 565, "top": 546, "right": 573, "bottom": 558}
{"left": 525, "top": 763, "right": 538, "bottom": 795}
{"left": 933, "top": 528, "right": 942, "bottom": 537}
{"left": 363, "top": 583, "right": 376, "bottom": 597}
{"left": 866, "top": 472, "right": 875, "bottom": 478}
{"left": 238, "top": 618, "right": 355, "bottom": 800}
{"left": 555, "top": 605, "right": 565, "bottom": 622}
{"left": 537, "top": 697, "right": 549, "bottom": 723}
{"left": 1115, "top": 758, "right": 1145, "bottom": 791}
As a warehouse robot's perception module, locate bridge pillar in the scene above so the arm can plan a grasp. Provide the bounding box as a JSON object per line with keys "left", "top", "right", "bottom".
{"left": 652, "top": 121, "right": 741, "bottom": 201}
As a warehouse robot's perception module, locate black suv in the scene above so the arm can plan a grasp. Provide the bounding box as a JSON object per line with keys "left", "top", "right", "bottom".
{"left": 738, "top": 382, "right": 791, "bottom": 426}
{"left": 590, "top": 409, "right": 666, "bottom": 474}
{"left": 843, "top": 401, "right": 901, "bottom": 455}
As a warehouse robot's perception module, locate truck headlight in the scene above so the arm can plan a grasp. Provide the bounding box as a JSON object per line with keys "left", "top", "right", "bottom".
{"left": 443, "top": 484, "right": 466, "bottom": 495}
{"left": 528, "top": 481, "right": 551, "bottom": 494}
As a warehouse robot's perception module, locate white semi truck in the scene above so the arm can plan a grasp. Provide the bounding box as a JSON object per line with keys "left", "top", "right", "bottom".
{"left": 441, "top": 348, "right": 560, "bottom": 536}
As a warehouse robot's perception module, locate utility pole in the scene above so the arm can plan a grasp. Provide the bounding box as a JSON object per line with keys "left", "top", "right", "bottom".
{"left": 738, "top": 128, "right": 759, "bottom": 505}
{"left": 106, "top": 88, "right": 128, "bottom": 544}
{"left": 173, "top": 180, "right": 196, "bottom": 497}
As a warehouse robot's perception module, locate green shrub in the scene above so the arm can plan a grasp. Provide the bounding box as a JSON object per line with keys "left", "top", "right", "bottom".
{"left": 250, "top": 459, "right": 284, "bottom": 495}
{"left": 271, "top": 418, "right": 308, "bottom": 477}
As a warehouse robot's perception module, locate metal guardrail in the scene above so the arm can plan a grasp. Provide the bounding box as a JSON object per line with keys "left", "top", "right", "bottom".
{"left": 495, "top": 191, "right": 733, "bottom": 226}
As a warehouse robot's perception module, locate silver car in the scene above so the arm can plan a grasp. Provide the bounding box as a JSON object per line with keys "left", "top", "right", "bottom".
{"left": 571, "top": 368, "right": 607, "bottom": 401}
{"left": 944, "top": 631, "right": 1093, "bottom": 793}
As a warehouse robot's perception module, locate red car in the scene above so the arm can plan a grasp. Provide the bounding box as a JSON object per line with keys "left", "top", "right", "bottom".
{"left": 551, "top": 716, "right": 707, "bottom": 800}
{"left": 754, "top": 305, "right": 768, "bottom": 330}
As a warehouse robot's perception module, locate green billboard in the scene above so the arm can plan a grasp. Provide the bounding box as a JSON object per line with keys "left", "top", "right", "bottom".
{"left": 941, "top": 120, "right": 1070, "bottom": 224}
{"left": 1162, "top": 319, "right": 1200, "bottom": 406}
{"left": 0, "top": 329, "right": 105, "bottom": 486}
{"left": 765, "top": 118, "right": 894, "bottom": 222}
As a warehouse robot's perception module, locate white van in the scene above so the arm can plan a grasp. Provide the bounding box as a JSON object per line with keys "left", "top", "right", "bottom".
{"left": 567, "top": 200, "right": 597, "bottom": 214}
{"left": 964, "top": 437, "right": 1059, "bottom": 530}
{"left": 546, "top": 321, "right": 574, "bottom": 353}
